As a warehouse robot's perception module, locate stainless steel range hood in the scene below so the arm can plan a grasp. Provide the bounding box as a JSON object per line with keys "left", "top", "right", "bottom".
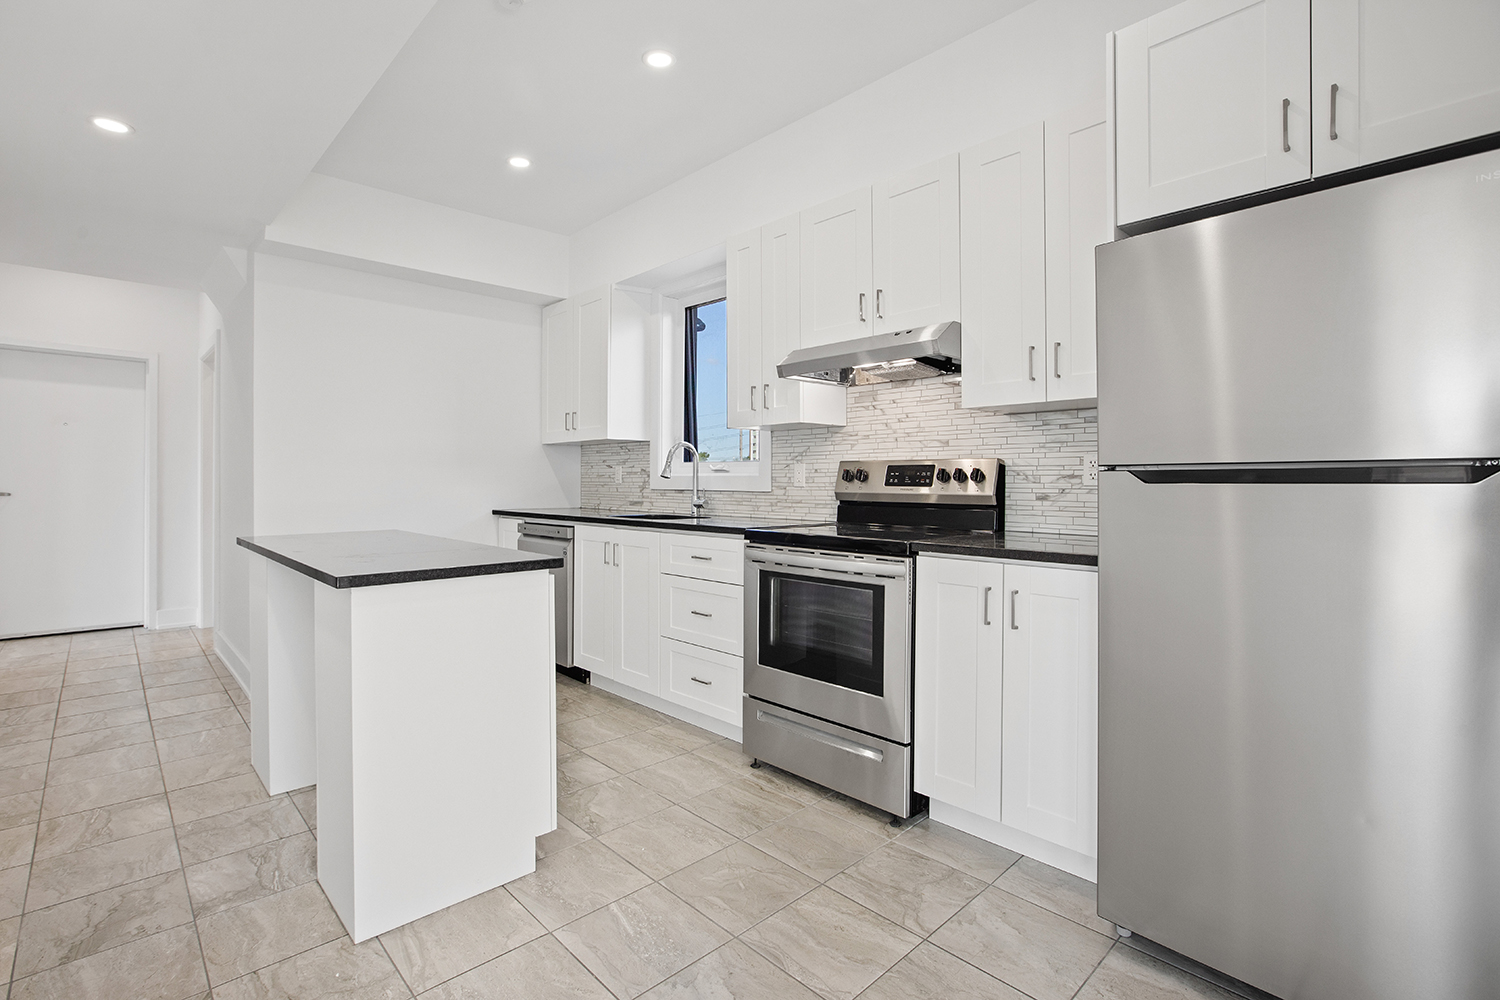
{"left": 777, "top": 321, "right": 960, "bottom": 387}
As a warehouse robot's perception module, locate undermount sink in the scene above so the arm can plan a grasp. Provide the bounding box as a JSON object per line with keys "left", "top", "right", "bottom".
{"left": 615, "top": 513, "right": 700, "bottom": 520}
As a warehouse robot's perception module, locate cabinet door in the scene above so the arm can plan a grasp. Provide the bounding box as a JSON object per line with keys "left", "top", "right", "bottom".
{"left": 573, "top": 287, "right": 610, "bottom": 441}
{"left": 1313, "top": 0, "right": 1500, "bottom": 176}
{"left": 1001, "top": 565, "right": 1098, "bottom": 857}
{"left": 611, "top": 530, "right": 660, "bottom": 694}
{"left": 959, "top": 124, "right": 1047, "bottom": 410}
{"left": 1044, "top": 105, "right": 1109, "bottom": 404}
{"left": 914, "top": 557, "right": 1005, "bottom": 821}
{"left": 726, "top": 228, "right": 762, "bottom": 430}
{"left": 799, "top": 189, "right": 874, "bottom": 348}
{"left": 540, "top": 299, "right": 576, "bottom": 444}
{"left": 573, "top": 525, "right": 613, "bottom": 678}
{"left": 1115, "top": 0, "right": 1311, "bottom": 225}
{"left": 762, "top": 215, "right": 846, "bottom": 428}
{"left": 872, "top": 155, "right": 961, "bottom": 335}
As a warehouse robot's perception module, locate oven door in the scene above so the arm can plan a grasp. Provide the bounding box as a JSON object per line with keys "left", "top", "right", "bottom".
{"left": 744, "top": 544, "right": 912, "bottom": 743}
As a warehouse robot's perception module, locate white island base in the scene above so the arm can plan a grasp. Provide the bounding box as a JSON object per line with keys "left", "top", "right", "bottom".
{"left": 239, "top": 531, "right": 558, "bottom": 942}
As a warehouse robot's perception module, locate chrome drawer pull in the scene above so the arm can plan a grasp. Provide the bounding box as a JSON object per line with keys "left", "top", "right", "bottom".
{"left": 1010, "top": 589, "right": 1020, "bottom": 629}
{"left": 690, "top": 676, "right": 712, "bottom": 686}
{"left": 690, "top": 610, "right": 713, "bottom": 618}
{"left": 689, "top": 555, "right": 713, "bottom": 561}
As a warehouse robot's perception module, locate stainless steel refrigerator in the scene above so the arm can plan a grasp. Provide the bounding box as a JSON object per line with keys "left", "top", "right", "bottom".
{"left": 1096, "top": 146, "right": 1500, "bottom": 1000}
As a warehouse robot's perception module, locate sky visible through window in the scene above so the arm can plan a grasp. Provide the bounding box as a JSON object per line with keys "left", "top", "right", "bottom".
{"left": 687, "top": 299, "right": 755, "bottom": 462}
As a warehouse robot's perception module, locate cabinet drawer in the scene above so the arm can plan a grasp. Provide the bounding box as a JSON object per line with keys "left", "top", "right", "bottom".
{"left": 660, "top": 533, "right": 744, "bottom": 584}
{"left": 660, "top": 638, "right": 741, "bottom": 724}
{"left": 659, "top": 576, "right": 743, "bottom": 655}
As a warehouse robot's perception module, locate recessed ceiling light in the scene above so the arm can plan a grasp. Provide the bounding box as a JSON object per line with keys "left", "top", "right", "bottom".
{"left": 91, "top": 117, "right": 132, "bottom": 134}
{"left": 643, "top": 50, "right": 673, "bottom": 69}
{"left": 508, "top": 156, "right": 531, "bottom": 169}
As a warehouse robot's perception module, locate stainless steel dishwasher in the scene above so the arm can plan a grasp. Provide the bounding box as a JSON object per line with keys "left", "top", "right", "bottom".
{"left": 515, "top": 521, "right": 578, "bottom": 677}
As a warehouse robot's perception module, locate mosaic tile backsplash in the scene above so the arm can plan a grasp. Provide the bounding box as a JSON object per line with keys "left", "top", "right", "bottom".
{"left": 580, "top": 378, "right": 1098, "bottom": 536}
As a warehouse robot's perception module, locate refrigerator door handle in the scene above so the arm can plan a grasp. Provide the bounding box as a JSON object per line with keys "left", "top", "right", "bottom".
{"left": 1122, "top": 461, "right": 1500, "bottom": 485}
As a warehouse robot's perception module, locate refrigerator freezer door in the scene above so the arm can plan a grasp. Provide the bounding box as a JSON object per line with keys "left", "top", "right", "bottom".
{"left": 1098, "top": 470, "right": 1500, "bottom": 1000}
{"left": 1097, "top": 146, "right": 1500, "bottom": 466}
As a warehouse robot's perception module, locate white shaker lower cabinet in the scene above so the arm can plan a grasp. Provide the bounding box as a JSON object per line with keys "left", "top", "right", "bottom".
{"left": 572, "top": 524, "right": 659, "bottom": 691}
{"left": 914, "top": 554, "right": 1099, "bottom": 880}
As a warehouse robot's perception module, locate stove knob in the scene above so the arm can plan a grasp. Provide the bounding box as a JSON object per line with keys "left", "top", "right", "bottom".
{"left": 841, "top": 468, "right": 854, "bottom": 483}
{"left": 854, "top": 468, "right": 869, "bottom": 483}
{"left": 969, "top": 468, "right": 986, "bottom": 484}
{"left": 953, "top": 469, "right": 968, "bottom": 484}
{"left": 935, "top": 468, "right": 951, "bottom": 483}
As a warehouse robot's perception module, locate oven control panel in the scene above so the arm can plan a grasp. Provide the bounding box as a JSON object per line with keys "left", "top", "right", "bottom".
{"left": 835, "top": 459, "right": 1003, "bottom": 503}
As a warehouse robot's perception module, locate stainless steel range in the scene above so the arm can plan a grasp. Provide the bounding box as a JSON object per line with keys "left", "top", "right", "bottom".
{"left": 742, "top": 458, "right": 1004, "bottom": 820}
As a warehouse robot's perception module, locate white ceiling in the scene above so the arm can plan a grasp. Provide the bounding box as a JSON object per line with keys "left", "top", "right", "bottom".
{"left": 314, "top": 0, "right": 1031, "bottom": 234}
{"left": 0, "top": 0, "right": 436, "bottom": 288}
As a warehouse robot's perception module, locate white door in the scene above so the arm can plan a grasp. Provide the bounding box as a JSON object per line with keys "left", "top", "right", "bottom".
{"left": 1313, "top": 0, "right": 1500, "bottom": 176}
{"left": 726, "top": 228, "right": 762, "bottom": 430}
{"left": 1001, "top": 564, "right": 1098, "bottom": 857}
{"left": 1115, "top": 0, "right": 1312, "bottom": 225}
{"left": 1044, "top": 104, "right": 1110, "bottom": 404}
{"left": 540, "top": 299, "right": 576, "bottom": 444}
{"left": 960, "top": 123, "right": 1047, "bottom": 410}
{"left": 872, "top": 154, "right": 961, "bottom": 335}
{"left": 0, "top": 347, "right": 146, "bottom": 638}
{"left": 573, "top": 524, "right": 612, "bottom": 677}
{"left": 573, "top": 287, "right": 610, "bottom": 442}
{"left": 611, "top": 530, "right": 659, "bottom": 693}
{"left": 799, "top": 189, "right": 873, "bottom": 348}
{"left": 762, "top": 215, "right": 846, "bottom": 428}
{"left": 914, "top": 556, "right": 1005, "bottom": 820}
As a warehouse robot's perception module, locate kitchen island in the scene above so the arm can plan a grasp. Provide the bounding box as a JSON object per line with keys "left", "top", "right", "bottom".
{"left": 236, "top": 530, "right": 562, "bottom": 941}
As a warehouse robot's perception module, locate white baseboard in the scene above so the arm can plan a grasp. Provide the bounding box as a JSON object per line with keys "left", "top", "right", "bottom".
{"left": 213, "top": 633, "right": 251, "bottom": 697}
{"left": 590, "top": 675, "right": 742, "bottom": 743}
{"left": 929, "top": 799, "right": 1097, "bottom": 883}
{"left": 153, "top": 608, "right": 198, "bottom": 630}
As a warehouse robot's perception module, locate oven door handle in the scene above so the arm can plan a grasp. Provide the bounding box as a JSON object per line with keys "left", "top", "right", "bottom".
{"left": 746, "top": 552, "right": 907, "bottom": 580}
{"left": 755, "top": 709, "right": 886, "bottom": 762}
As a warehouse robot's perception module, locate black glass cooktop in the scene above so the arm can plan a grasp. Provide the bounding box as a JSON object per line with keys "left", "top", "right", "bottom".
{"left": 744, "top": 522, "right": 995, "bottom": 557}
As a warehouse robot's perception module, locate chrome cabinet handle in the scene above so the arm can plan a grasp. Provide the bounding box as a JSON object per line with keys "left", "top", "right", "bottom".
{"left": 573, "top": 411, "right": 579, "bottom": 429}
{"left": 689, "top": 555, "right": 712, "bottom": 562}
{"left": 1028, "top": 345, "right": 1036, "bottom": 381}
{"left": 983, "top": 586, "right": 992, "bottom": 626}
{"left": 690, "top": 676, "right": 712, "bottom": 686}
{"left": 1054, "top": 342, "right": 1061, "bottom": 378}
{"left": 875, "top": 288, "right": 884, "bottom": 319}
{"left": 0, "top": 492, "right": 10, "bottom": 497}
{"left": 763, "top": 383, "right": 770, "bottom": 410}
{"left": 613, "top": 543, "right": 620, "bottom": 567}
{"left": 750, "top": 384, "right": 756, "bottom": 410}
{"left": 1282, "top": 98, "right": 1291, "bottom": 153}
{"left": 690, "top": 610, "right": 713, "bottom": 618}
{"left": 1329, "top": 83, "right": 1339, "bottom": 140}
{"left": 1010, "top": 590, "right": 1020, "bottom": 629}
{"left": 858, "top": 292, "right": 867, "bottom": 322}
{"left": 603, "top": 543, "right": 609, "bottom": 565}
{"left": 564, "top": 412, "right": 571, "bottom": 431}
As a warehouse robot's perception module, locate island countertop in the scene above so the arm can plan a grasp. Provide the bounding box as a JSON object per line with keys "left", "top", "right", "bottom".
{"left": 492, "top": 507, "right": 827, "bottom": 535}
{"left": 237, "top": 529, "right": 563, "bottom": 589}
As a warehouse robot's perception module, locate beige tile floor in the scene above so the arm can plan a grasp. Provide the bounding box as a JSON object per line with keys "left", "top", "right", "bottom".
{"left": 0, "top": 628, "right": 1240, "bottom": 1000}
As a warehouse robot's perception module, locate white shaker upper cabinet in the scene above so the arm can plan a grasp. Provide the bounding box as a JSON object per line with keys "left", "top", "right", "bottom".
{"left": 1044, "top": 104, "right": 1110, "bottom": 405}
{"left": 540, "top": 299, "right": 577, "bottom": 444}
{"left": 960, "top": 123, "right": 1047, "bottom": 410}
{"left": 872, "top": 154, "right": 960, "bottom": 335}
{"left": 1313, "top": 0, "right": 1500, "bottom": 176}
{"left": 726, "top": 228, "right": 763, "bottom": 429}
{"left": 1001, "top": 564, "right": 1099, "bottom": 859}
{"left": 573, "top": 286, "right": 610, "bottom": 441}
{"left": 799, "top": 189, "right": 874, "bottom": 348}
{"left": 1115, "top": 0, "right": 1312, "bottom": 226}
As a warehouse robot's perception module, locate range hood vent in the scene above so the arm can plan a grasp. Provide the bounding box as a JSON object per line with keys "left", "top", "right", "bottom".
{"left": 777, "top": 321, "right": 961, "bottom": 387}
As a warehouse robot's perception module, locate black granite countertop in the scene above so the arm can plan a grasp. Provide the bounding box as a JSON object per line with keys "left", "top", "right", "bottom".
{"left": 492, "top": 507, "right": 825, "bottom": 536}
{"left": 911, "top": 530, "right": 1098, "bottom": 566}
{"left": 237, "top": 530, "right": 563, "bottom": 588}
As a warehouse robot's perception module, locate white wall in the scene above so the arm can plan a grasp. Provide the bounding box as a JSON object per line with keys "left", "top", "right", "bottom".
{"left": 570, "top": 0, "right": 1174, "bottom": 290}
{"left": 0, "top": 261, "right": 201, "bottom": 627}
{"left": 252, "top": 253, "right": 578, "bottom": 544}
{"left": 214, "top": 258, "right": 255, "bottom": 683}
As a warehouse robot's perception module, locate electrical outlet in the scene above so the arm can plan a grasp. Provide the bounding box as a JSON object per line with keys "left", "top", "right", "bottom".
{"left": 614, "top": 466, "right": 623, "bottom": 484}
{"left": 1085, "top": 456, "right": 1099, "bottom": 484}
{"left": 794, "top": 461, "right": 807, "bottom": 487}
